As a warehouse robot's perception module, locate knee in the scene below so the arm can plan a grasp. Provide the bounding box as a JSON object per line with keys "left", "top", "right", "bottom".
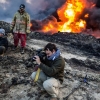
{"left": 43, "top": 80, "right": 52, "bottom": 90}
{"left": 30, "top": 72, "right": 36, "bottom": 80}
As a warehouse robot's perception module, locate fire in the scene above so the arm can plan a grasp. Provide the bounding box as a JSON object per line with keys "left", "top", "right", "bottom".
{"left": 84, "top": 14, "right": 89, "bottom": 18}
{"left": 57, "top": 0, "right": 87, "bottom": 33}
{"left": 78, "top": 20, "right": 86, "bottom": 27}
{"left": 30, "top": 23, "right": 32, "bottom": 27}
{"left": 41, "top": 0, "right": 89, "bottom": 33}
{"left": 34, "top": 0, "right": 96, "bottom": 34}
{"left": 41, "top": 20, "right": 58, "bottom": 33}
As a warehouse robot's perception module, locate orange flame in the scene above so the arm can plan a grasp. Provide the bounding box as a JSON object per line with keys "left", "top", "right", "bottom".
{"left": 41, "top": 0, "right": 94, "bottom": 33}
{"left": 30, "top": 23, "right": 32, "bottom": 27}
{"left": 84, "top": 14, "right": 89, "bottom": 18}
{"left": 57, "top": 0, "right": 86, "bottom": 33}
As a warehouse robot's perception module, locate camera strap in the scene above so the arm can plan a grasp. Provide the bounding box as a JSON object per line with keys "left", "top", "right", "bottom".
{"left": 34, "top": 68, "right": 41, "bottom": 82}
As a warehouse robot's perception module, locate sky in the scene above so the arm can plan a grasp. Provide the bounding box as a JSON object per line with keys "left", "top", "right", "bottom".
{"left": 0, "top": 0, "right": 66, "bottom": 22}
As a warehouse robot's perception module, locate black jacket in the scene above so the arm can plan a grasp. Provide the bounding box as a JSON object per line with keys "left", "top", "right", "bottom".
{"left": 0, "top": 36, "right": 8, "bottom": 51}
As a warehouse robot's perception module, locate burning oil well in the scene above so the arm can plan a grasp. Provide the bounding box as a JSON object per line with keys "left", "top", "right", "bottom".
{"left": 30, "top": 0, "right": 100, "bottom": 37}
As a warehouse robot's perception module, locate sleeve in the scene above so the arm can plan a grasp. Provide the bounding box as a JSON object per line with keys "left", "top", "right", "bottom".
{"left": 26, "top": 13, "right": 30, "bottom": 31}
{"left": 39, "top": 59, "right": 63, "bottom": 76}
{"left": 3, "top": 38, "right": 8, "bottom": 50}
{"left": 0, "top": 37, "right": 8, "bottom": 50}
{"left": 10, "top": 13, "right": 16, "bottom": 30}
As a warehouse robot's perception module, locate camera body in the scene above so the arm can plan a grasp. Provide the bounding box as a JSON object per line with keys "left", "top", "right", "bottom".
{"left": 25, "top": 49, "right": 46, "bottom": 67}
{"left": 34, "top": 49, "right": 46, "bottom": 62}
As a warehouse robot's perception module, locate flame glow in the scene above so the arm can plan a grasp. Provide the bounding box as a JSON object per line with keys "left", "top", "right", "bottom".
{"left": 41, "top": 0, "right": 90, "bottom": 33}
{"left": 30, "top": 23, "right": 32, "bottom": 27}
{"left": 84, "top": 14, "right": 89, "bottom": 18}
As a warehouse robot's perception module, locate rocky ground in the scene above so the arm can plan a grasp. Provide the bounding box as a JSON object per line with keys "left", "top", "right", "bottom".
{"left": 0, "top": 31, "right": 100, "bottom": 100}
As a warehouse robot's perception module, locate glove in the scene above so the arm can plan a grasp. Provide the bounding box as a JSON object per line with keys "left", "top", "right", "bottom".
{"left": 26, "top": 30, "right": 30, "bottom": 34}
{"left": 26, "top": 30, "right": 31, "bottom": 40}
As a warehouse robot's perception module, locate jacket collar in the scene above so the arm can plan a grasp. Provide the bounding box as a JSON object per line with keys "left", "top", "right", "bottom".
{"left": 47, "top": 49, "right": 61, "bottom": 61}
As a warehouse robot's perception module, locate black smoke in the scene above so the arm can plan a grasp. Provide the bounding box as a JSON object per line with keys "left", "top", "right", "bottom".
{"left": 86, "top": 0, "right": 100, "bottom": 30}
{"left": 78, "top": 0, "right": 100, "bottom": 30}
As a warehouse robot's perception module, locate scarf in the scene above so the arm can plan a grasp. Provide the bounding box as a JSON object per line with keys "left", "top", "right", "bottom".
{"left": 47, "top": 49, "right": 60, "bottom": 61}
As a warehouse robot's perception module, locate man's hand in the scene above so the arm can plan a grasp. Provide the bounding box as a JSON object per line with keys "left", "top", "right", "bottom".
{"left": 26, "top": 30, "right": 31, "bottom": 34}
{"left": 34, "top": 56, "right": 41, "bottom": 65}
{"left": 26, "top": 30, "right": 31, "bottom": 40}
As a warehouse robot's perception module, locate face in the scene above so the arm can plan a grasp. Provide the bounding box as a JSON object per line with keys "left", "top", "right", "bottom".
{"left": 19, "top": 8, "right": 25, "bottom": 13}
{"left": 0, "top": 33, "right": 3, "bottom": 37}
{"left": 45, "top": 48, "right": 55, "bottom": 57}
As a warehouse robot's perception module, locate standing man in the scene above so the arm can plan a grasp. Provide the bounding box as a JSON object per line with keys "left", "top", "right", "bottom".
{"left": 11, "top": 4, "right": 30, "bottom": 54}
{"left": 31, "top": 43, "right": 65, "bottom": 100}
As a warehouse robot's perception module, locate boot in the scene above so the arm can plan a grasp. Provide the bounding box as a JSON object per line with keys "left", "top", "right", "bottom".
{"left": 21, "top": 47, "right": 25, "bottom": 54}
{"left": 12, "top": 46, "right": 17, "bottom": 51}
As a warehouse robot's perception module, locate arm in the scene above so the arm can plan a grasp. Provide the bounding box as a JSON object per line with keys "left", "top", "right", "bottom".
{"left": 10, "top": 13, "right": 16, "bottom": 31}
{"left": 0, "top": 37, "right": 8, "bottom": 50}
{"left": 26, "top": 13, "right": 30, "bottom": 33}
{"left": 4, "top": 39, "right": 8, "bottom": 50}
{"left": 34, "top": 55, "right": 65, "bottom": 76}
{"left": 39, "top": 58, "right": 64, "bottom": 76}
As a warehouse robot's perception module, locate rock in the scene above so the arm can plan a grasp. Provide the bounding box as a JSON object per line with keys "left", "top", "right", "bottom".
{"left": 93, "top": 93, "right": 100, "bottom": 100}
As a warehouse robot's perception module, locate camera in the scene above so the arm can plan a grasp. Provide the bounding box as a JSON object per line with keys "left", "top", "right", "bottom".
{"left": 35, "top": 49, "right": 46, "bottom": 62}
{"left": 31, "top": 49, "right": 46, "bottom": 62}
{"left": 25, "top": 49, "right": 46, "bottom": 67}
{"left": 32, "top": 56, "right": 36, "bottom": 61}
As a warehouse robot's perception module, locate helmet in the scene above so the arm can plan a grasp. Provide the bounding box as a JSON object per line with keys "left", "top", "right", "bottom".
{"left": 20, "top": 4, "right": 25, "bottom": 9}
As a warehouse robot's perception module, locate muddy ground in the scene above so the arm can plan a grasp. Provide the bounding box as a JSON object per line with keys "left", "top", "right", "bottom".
{"left": 0, "top": 32, "right": 100, "bottom": 100}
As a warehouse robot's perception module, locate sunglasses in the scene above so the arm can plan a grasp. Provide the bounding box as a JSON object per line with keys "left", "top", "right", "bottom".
{"left": 20, "top": 7, "right": 25, "bottom": 10}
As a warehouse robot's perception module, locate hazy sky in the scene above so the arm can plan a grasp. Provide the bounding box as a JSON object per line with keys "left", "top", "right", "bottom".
{"left": 0, "top": 0, "right": 66, "bottom": 22}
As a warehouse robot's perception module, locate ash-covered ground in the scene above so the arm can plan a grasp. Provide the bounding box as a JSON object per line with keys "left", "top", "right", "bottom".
{"left": 0, "top": 31, "right": 100, "bottom": 100}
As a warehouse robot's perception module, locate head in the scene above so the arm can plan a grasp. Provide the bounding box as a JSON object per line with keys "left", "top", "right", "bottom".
{"left": 19, "top": 4, "right": 25, "bottom": 13}
{"left": 0, "top": 29, "right": 5, "bottom": 37}
{"left": 44, "top": 43, "right": 57, "bottom": 57}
